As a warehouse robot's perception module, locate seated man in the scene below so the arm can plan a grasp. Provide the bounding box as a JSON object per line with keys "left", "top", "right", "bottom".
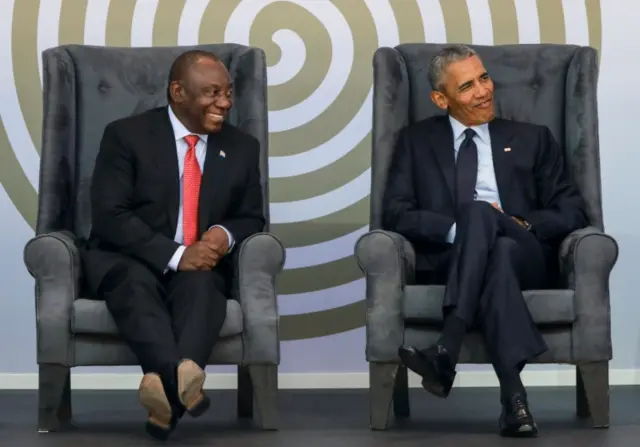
{"left": 81, "top": 50, "right": 265, "bottom": 440}
{"left": 383, "top": 44, "right": 587, "bottom": 438}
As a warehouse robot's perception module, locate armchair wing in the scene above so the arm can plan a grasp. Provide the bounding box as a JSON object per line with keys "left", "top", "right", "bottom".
{"left": 355, "top": 230, "right": 415, "bottom": 363}
{"left": 24, "top": 231, "right": 80, "bottom": 366}
{"left": 234, "top": 232, "right": 285, "bottom": 365}
{"left": 559, "top": 226, "right": 618, "bottom": 362}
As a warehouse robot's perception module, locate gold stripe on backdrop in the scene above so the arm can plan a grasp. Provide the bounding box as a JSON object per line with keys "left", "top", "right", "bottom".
{"left": 269, "top": 136, "right": 371, "bottom": 203}
{"left": 105, "top": 0, "right": 136, "bottom": 47}
{"left": 280, "top": 301, "right": 365, "bottom": 341}
{"left": 586, "top": 0, "right": 602, "bottom": 56}
{"left": 58, "top": 0, "right": 88, "bottom": 45}
{"left": 12, "top": 0, "right": 42, "bottom": 155}
{"left": 152, "top": 0, "right": 184, "bottom": 46}
{"left": 271, "top": 198, "right": 369, "bottom": 248}
{"left": 440, "top": 0, "right": 473, "bottom": 43}
{"left": 198, "top": 0, "right": 240, "bottom": 44}
{"left": 267, "top": 0, "right": 377, "bottom": 157}
{"left": 489, "top": 0, "right": 519, "bottom": 44}
{"left": 536, "top": 0, "right": 566, "bottom": 43}
{"left": 277, "top": 256, "right": 362, "bottom": 295}
{"left": 248, "top": 2, "right": 331, "bottom": 113}
{"left": 390, "top": 0, "right": 427, "bottom": 43}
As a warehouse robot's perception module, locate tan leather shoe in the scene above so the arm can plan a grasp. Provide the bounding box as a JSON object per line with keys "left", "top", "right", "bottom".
{"left": 138, "top": 373, "right": 173, "bottom": 436}
{"left": 177, "top": 359, "right": 210, "bottom": 417}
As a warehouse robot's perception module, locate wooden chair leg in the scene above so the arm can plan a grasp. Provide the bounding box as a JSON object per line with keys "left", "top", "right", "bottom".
{"left": 237, "top": 365, "right": 253, "bottom": 418}
{"left": 369, "top": 362, "right": 400, "bottom": 430}
{"left": 38, "top": 364, "right": 73, "bottom": 433}
{"left": 576, "top": 361, "right": 610, "bottom": 428}
{"left": 393, "top": 365, "right": 410, "bottom": 418}
{"left": 248, "top": 365, "right": 278, "bottom": 430}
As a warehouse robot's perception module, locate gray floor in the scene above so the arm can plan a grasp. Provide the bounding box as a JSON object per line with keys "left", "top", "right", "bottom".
{"left": 1, "top": 386, "right": 639, "bottom": 446}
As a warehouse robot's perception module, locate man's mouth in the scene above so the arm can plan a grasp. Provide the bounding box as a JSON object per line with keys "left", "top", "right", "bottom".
{"left": 475, "top": 99, "right": 492, "bottom": 109}
{"left": 206, "top": 112, "right": 224, "bottom": 122}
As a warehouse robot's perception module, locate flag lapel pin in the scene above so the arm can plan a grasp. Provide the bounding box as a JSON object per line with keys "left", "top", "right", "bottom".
{"left": 219, "top": 150, "right": 226, "bottom": 158}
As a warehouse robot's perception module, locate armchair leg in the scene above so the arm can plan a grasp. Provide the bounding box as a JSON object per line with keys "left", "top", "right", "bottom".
{"left": 248, "top": 365, "right": 278, "bottom": 430}
{"left": 369, "top": 362, "right": 400, "bottom": 430}
{"left": 237, "top": 366, "right": 253, "bottom": 418}
{"left": 38, "top": 364, "right": 73, "bottom": 433}
{"left": 576, "top": 361, "right": 610, "bottom": 428}
{"left": 393, "top": 365, "right": 410, "bottom": 418}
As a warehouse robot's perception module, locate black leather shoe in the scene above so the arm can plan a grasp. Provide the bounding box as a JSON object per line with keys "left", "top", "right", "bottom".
{"left": 499, "top": 393, "right": 538, "bottom": 437}
{"left": 398, "top": 344, "right": 456, "bottom": 398}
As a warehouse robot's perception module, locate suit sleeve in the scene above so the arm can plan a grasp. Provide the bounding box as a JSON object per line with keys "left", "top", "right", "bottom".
{"left": 382, "top": 128, "right": 455, "bottom": 243}
{"left": 520, "top": 126, "right": 588, "bottom": 241}
{"left": 216, "top": 136, "right": 266, "bottom": 244}
{"left": 90, "top": 123, "right": 181, "bottom": 273}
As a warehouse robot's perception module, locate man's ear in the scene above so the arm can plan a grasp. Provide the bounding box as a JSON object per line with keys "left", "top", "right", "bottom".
{"left": 430, "top": 90, "right": 448, "bottom": 111}
{"left": 169, "top": 81, "right": 185, "bottom": 103}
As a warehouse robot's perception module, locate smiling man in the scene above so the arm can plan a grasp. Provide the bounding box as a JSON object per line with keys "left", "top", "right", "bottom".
{"left": 382, "top": 45, "right": 587, "bottom": 437}
{"left": 81, "top": 50, "right": 265, "bottom": 440}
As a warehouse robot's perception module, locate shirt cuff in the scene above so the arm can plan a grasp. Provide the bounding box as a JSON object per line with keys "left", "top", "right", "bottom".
{"left": 165, "top": 245, "right": 187, "bottom": 273}
{"left": 445, "top": 223, "right": 456, "bottom": 244}
{"left": 210, "top": 225, "right": 235, "bottom": 254}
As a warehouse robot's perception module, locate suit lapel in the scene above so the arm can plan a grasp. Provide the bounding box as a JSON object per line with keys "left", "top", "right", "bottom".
{"left": 198, "top": 128, "right": 228, "bottom": 236}
{"left": 150, "top": 108, "right": 181, "bottom": 234}
{"left": 488, "top": 118, "right": 515, "bottom": 210}
{"left": 429, "top": 116, "right": 456, "bottom": 204}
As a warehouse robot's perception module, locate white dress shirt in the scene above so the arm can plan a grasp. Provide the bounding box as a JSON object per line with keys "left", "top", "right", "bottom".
{"left": 446, "top": 115, "right": 502, "bottom": 243}
{"left": 165, "top": 106, "right": 234, "bottom": 272}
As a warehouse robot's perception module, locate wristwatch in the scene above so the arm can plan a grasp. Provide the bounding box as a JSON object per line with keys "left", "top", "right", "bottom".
{"left": 514, "top": 216, "right": 532, "bottom": 231}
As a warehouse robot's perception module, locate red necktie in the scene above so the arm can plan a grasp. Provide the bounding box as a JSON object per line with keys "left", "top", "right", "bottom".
{"left": 183, "top": 135, "right": 201, "bottom": 246}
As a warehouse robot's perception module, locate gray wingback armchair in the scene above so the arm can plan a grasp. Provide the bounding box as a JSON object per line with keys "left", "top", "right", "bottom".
{"left": 23, "top": 44, "right": 284, "bottom": 432}
{"left": 355, "top": 44, "right": 618, "bottom": 430}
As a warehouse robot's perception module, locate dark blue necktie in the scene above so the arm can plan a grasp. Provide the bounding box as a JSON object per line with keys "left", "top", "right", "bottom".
{"left": 455, "top": 128, "right": 478, "bottom": 211}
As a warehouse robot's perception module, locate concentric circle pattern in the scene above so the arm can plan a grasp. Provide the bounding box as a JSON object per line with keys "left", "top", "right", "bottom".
{"left": 1, "top": 0, "right": 601, "bottom": 340}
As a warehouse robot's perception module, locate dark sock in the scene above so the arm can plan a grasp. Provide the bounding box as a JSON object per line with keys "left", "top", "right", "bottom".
{"left": 498, "top": 367, "right": 525, "bottom": 398}
{"left": 437, "top": 314, "right": 467, "bottom": 364}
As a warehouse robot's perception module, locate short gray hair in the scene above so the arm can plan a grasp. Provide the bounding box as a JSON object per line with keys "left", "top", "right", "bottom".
{"left": 427, "top": 44, "right": 478, "bottom": 91}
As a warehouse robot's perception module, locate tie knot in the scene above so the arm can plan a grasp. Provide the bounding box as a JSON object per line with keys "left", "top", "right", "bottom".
{"left": 463, "top": 128, "right": 476, "bottom": 141}
{"left": 184, "top": 134, "right": 199, "bottom": 148}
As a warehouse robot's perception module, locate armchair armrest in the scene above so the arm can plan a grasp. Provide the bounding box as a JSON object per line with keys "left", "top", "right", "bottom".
{"left": 559, "top": 226, "right": 618, "bottom": 361}
{"left": 23, "top": 231, "right": 80, "bottom": 366}
{"left": 354, "top": 230, "right": 415, "bottom": 363}
{"left": 234, "top": 232, "right": 285, "bottom": 364}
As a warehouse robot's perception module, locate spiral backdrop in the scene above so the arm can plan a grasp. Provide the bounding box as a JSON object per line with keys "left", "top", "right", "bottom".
{"left": 1, "top": 0, "right": 601, "bottom": 341}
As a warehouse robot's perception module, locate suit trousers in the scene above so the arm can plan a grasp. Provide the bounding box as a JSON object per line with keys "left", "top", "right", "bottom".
{"left": 93, "top": 253, "right": 227, "bottom": 405}
{"left": 443, "top": 201, "right": 549, "bottom": 373}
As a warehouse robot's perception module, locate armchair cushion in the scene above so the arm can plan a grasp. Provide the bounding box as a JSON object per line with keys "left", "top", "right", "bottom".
{"left": 72, "top": 298, "right": 243, "bottom": 338}
{"left": 402, "top": 286, "right": 575, "bottom": 325}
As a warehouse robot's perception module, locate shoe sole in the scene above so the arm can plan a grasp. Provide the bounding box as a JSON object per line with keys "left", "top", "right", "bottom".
{"left": 178, "top": 360, "right": 210, "bottom": 417}
{"left": 138, "top": 374, "right": 172, "bottom": 437}
{"left": 501, "top": 423, "right": 539, "bottom": 438}
{"left": 398, "top": 350, "right": 453, "bottom": 399}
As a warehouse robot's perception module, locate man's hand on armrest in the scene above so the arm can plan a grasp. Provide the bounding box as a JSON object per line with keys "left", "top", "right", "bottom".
{"left": 207, "top": 225, "right": 235, "bottom": 254}
{"left": 167, "top": 242, "right": 221, "bottom": 272}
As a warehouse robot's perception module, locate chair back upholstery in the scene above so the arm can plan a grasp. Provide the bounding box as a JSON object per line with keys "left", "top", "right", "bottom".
{"left": 38, "top": 44, "right": 269, "bottom": 239}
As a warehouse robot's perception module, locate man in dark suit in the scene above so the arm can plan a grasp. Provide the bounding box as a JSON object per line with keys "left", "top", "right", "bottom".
{"left": 81, "top": 50, "right": 265, "bottom": 440}
{"left": 383, "top": 45, "right": 587, "bottom": 437}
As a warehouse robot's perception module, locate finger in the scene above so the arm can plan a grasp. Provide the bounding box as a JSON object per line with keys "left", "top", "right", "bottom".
{"left": 201, "top": 240, "right": 220, "bottom": 252}
{"left": 203, "top": 249, "right": 220, "bottom": 265}
{"left": 198, "top": 258, "right": 214, "bottom": 270}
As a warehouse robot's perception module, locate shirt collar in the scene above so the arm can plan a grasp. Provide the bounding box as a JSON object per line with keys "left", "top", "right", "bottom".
{"left": 167, "top": 105, "right": 209, "bottom": 144}
{"left": 448, "top": 115, "right": 490, "bottom": 146}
